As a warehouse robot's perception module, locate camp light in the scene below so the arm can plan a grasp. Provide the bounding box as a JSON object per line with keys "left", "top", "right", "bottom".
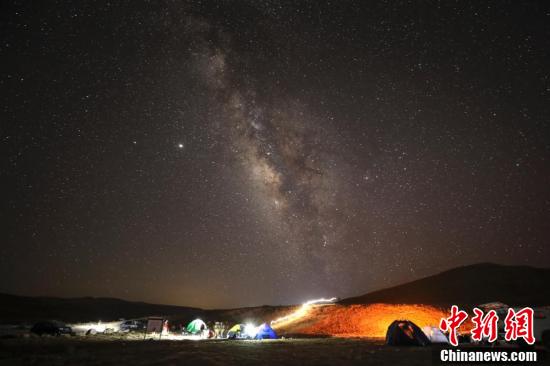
{"left": 244, "top": 323, "right": 258, "bottom": 338}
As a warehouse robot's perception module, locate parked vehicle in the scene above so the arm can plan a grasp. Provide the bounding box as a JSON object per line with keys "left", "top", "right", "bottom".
{"left": 120, "top": 319, "right": 146, "bottom": 332}
{"left": 31, "top": 321, "right": 74, "bottom": 336}
{"left": 532, "top": 307, "right": 550, "bottom": 349}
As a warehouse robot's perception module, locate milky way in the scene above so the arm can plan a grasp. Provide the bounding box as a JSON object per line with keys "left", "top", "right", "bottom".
{"left": 2, "top": 1, "right": 549, "bottom": 308}
{"left": 187, "top": 18, "right": 373, "bottom": 294}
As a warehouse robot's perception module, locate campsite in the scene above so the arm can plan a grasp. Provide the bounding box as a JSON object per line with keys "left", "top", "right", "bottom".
{"left": 1, "top": 305, "right": 548, "bottom": 365}
{"left": 1, "top": 264, "right": 549, "bottom": 365}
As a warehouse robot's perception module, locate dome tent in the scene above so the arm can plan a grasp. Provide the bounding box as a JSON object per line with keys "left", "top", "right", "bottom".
{"left": 254, "top": 323, "right": 277, "bottom": 339}
{"left": 227, "top": 324, "right": 245, "bottom": 339}
{"left": 386, "top": 320, "right": 430, "bottom": 346}
{"left": 186, "top": 319, "right": 207, "bottom": 334}
{"left": 422, "top": 326, "right": 449, "bottom": 344}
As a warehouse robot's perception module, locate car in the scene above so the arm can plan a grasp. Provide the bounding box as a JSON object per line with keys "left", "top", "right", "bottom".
{"left": 31, "top": 321, "right": 74, "bottom": 336}
{"left": 532, "top": 307, "right": 550, "bottom": 349}
{"left": 119, "top": 319, "right": 146, "bottom": 332}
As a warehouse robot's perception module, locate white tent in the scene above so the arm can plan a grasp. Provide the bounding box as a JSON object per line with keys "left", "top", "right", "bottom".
{"left": 422, "top": 326, "right": 449, "bottom": 344}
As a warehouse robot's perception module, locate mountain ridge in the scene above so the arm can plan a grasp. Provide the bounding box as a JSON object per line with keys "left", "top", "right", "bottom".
{"left": 339, "top": 262, "right": 550, "bottom": 307}
{"left": 2, "top": 262, "right": 549, "bottom": 323}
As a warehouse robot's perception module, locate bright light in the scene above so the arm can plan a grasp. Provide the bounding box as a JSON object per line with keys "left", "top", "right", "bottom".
{"left": 271, "top": 297, "right": 337, "bottom": 327}
{"left": 303, "top": 297, "right": 337, "bottom": 306}
{"left": 69, "top": 320, "right": 120, "bottom": 335}
{"left": 244, "top": 323, "right": 258, "bottom": 338}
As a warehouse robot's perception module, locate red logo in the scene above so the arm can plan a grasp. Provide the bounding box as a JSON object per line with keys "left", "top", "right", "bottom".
{"left": 439, "top": 305, "right": 536, "bottom": 346}
{"left": 439, "top": 305, "right": 469, "bottom": 346}
{"left": 504, "top": 307, "right": 535, "bottom": 345}
{"left": 471, "top": 308, "right": 499, "bottom": 342}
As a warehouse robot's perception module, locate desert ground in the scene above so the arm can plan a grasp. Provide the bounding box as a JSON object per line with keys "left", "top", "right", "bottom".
{"left": 0, "top": 336, "right": 437, "bottom": 366}
{"left": 2, "top": 335, "right": 548, "bottom": 366}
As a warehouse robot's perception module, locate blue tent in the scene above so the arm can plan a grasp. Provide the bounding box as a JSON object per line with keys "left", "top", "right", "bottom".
{"left": 254, "top": 323, "right": 277, "bottom": 339}
{"left": 386, "top": 320, "right": 430, "bottom": 346}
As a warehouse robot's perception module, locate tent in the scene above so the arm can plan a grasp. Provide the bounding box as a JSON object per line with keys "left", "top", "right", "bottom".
{"left": 422, "top": 326, "right": 449, "bottom": 344}
{"left": 386, "top": 320, "right": 430, "bottom": 346}
{"left": 254, "top": 323, "right": 277, "bottom": 340}
{"left": 186, "top": 319, "right": 207, "bottom": 334}
{"left": 227, "top": 324, "right": 245, "bottom": 339}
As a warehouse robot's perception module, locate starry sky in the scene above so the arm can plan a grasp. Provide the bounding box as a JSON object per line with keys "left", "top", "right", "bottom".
{"left": 2, "top": 1, "right": 549, "bottom": 309}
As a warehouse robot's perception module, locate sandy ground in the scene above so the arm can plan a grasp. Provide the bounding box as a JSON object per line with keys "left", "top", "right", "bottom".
{"left": 0, "top": 336, "right": 438, "bottom": 366}
{"left": 275, "top": 304, "right": 449, "bottom": 337}
{"left": 2, "top": 333, "right": 548, "bottom": 366}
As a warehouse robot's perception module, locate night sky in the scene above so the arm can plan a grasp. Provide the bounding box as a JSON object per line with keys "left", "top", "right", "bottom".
{"left": 2, "top": 1, "right": 549, "bottom": 309}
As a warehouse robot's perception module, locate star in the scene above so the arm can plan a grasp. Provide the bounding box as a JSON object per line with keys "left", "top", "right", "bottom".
{"left": 2, "top": 1, "right": 548, "bottom": 309}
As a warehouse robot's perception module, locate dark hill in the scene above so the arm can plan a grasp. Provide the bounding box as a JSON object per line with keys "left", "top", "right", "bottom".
{"left": 340, "top": 263, "right": 550, "bottom": 307}
{"left": 3, "top": 263, "right": 549, "bottom": 323}
{"left": 0, "top": 293, "right": 202, "bottom": 324}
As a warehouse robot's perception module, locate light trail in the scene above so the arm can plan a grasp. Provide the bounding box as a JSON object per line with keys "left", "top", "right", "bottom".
{"left": 270, "top": 297, "right": 337, "bottom": 327}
